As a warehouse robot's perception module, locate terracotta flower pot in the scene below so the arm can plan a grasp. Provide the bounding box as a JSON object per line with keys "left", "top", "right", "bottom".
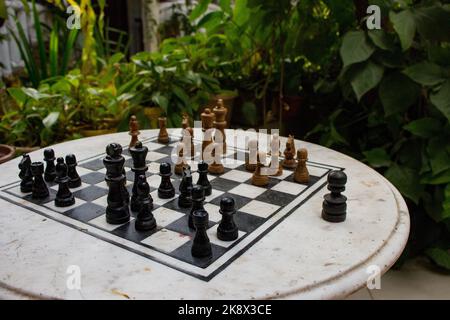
{"left": 0, "top": 144, "right": 15, "bottom": 164}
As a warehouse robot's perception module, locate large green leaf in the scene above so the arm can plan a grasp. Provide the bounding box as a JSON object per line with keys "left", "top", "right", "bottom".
{"left": 379, "top": 72, "right": 420, "bottom": 116}
{"left": 414, "top": 5, "right": 450, "bottom": 42}
{"left": 43, "top": 112, "right": 60, "bottom": 129}
{"left": 421, "top": 169, "right": 450, "bottom": 185}
{"left": 430, "top": 80, "right": 450, "bottom": 122}
{"left": 197, "top": 11, "right": 224, "bottom": 33}
{"left": 367, "top": 30, "right": 395, "bottom": 51}
{"left": 340, "top": 31, "right": 375, "bottom": 67}
{"left": 363, "top": 147, "right": 391, "bottom": 168}
{"left": 233, "top": 0, "right": 250, "bottom": 26}
{"left": 385, "top": 164, "right": 423, "bottom": 204}
{"left": 348, "top": 61, "right": 384, "bottom": 101}
{"left": 427, "top": 137, "right": 450, "bottom": 175}
{"left": 190, "top": 0, "right": 212, "bottom": 22}
{"left": 390, "top": 9, "right": 416, "bottom": 51}
{"left": 426, "top": 247, "right": 450, "bottom": 270}
{"left": 403, "top": 62, "right": 446, "bottom": 86}
{"left": 403, "top": 118, "right": 442, "bottom": 138}
{"left": 151, "top": 92, "right": 169, "bottom": 113}
{"left": 444, "top": 184, "right": 450, "bottom": 220}
{"left": 7, "top": 88, "right": 28, "bottom": 107}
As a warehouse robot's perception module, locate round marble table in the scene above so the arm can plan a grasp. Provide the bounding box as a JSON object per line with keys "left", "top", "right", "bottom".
{"left": 0, "top": 129, "right": 409, "bottom": 299}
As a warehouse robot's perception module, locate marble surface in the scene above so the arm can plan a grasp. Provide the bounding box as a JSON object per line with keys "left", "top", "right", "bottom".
{"left": 0, "top": 129, "right": 410, "bottom": 299}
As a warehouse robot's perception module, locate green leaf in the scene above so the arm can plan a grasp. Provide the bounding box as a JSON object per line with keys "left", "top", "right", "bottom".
{"left": 219, "top": 0, "right": 232, "bottom": 14}
{"left": 403, "top": 118, "right": 442, "bottom": 138}
{"left": 233, "top": 0, "right": 250, "bottom": 26}
{"left": 367, "top": 30, "right": 395, "bottom": 51}
{"left": 42, "top": 112, "right": 60, "bottom": 129}
{"left": 444, "top": 184, "right": 450, "bottom": 220}
{"left": 425, "top": 248, "right": 450, "bottom": 270}
{"left": 421, "top": 169, "right": 450, "bottom": 185}
{"left": 197, "top": 11, "right": 223, "bottom": 32}
{"left": 49, "top": 23, "right": 59, "bottom": 77}
{"left": 390, "top": 9, "right": 416, "bottom": 51}
{"left": 427, "top": 137, "right": 450, "bottom": 176}
{"left": 363, "top": 148, "right": 391, "bottom": 168}
{"left": 430, "top": 80, "right": 450, "bottom": 122}
{"left": 7, "top": 88, "right": 28, "bottom": 107}
{"left": 32, "top": 0, "right": 47, "bottom": 79}
{"left": 403, "top": 62, "right": 446, "bottom": 86}
{"left": 151, "top": 92, "right": 169, "bottom": 113}
{"left": 340, "top": 31, "right": 375, "bottom": 67}
{"left": 172, "top": 85, "right": 190, "bottom": 107}
{"left": 348, "top": 61, "right": 384, "bottom": 101}
{"left": 190, "top": 0, "right": 212, "bottom": 22}
{"left": 414, "top": 5, "right": 450, "bottom": 42}
{"left": 385, "top": 164, "right": 423, "bottom": 204}
{"left": 379, "top": 72, "right": 420, "bottom": 116}
{"left": 0, "top": 0, "right": 6, "bottom": 20}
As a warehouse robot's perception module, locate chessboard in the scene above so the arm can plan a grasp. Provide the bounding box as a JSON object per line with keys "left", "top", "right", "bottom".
{"left": 0, "top": 134, "right": 344, "bottom": 281}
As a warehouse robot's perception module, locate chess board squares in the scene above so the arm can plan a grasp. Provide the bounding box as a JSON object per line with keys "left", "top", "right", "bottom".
{"left": 146, "top": 174, "right": 173, "bottom": 189}
{"left": 233, "top": 211, "right": 266, "bottom": 233}
{"left": 270, "top": 180, "right": 307, "bottom": 195}
{"left": 143, "top": 141, "right": 168, "bottom": 151}
{"left": 150, "top": 190, "right": 176, "bottom": 206}
{"left": 50, "top": 182, "right": 90, "bottom": 193}
{"left": 43, "top": 197, "right": 86, "bottom": 213}
{"left": 147, "top": 162, "right": 161, "bottom": 174}
{"left": 307, "top": 165, "right": 330, "bottom": 178}
{"left": 79, "top": 158, "right": 104, "bottom": 171}
{"left": 72, "top": 185, "right": 108, "bottom": 202}
{"left": 81, "top": 171, "right": 105, "bottom": 185}
{"left": 209, "top": 177, "right": 241, "bottom": 192}
{"left": 125, "top": 170, "right": 152, "bottom": 181}
{"left": 146, "top": 151, "right": 169, "bottom": 162}
{"left": 239, "top": 200, "right": 280, "bottom": 219}
{"left": 23, "top": 189, "right": 57, "bottom": 205}
{"left": 205, "top": 188, "right": 224, "bottom": 202}
{"left": 203, "top": 203, "right": 222, "bottom": 223}
{"left": 169, "top": 241, "right": 227, "bottom": 269}
{"left": 220, "top": 169, "right": 253, "bottom": 183}
{"left": 191, "top": 171, "right": 216, "bottom": 184}
{"left": 255, "top": 189, "right": 296, "bottom": 207}
{"left": 89, "top": 214, "right": 135, "bottom": 232}
{"left": 141, "top": 229, "right": 190, "bottom": 253}
{"left": 228, "top": 183, "right": 266, "bottom": 199}
{"left": 112, "top": 219, "right": 160, "bottom": 243}
{"left": 152, "top": 207, "right": 185, "bottom": 227}
{"left": 63, "top": 202, "right": 105, "bottom": 222}
{"left": 209, "top": 192, "right": 252, "bottom": 210}
{"left": 222, "top": 158, "right": 245, "bottom": 169}
{"left": 207, "top": 228, "right": 246, "bottom": 248}
{"left": 165, "top": 215, "right": 215, "bottom": 237}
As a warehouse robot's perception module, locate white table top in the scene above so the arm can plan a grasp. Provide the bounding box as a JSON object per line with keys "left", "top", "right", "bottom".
{"left": 0, "top": 129, "right": 409, "bottom": 299}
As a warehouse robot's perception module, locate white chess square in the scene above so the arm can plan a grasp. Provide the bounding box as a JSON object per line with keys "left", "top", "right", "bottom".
{"left": 308, "top": 165, "right": 329, "bottom": 177}
{"left": 147, "top": 174, "right": 172, "bottom": 189}
{"left": 95, "top": 181, "right": 108, "bottom": 190}
{"left": 141, "top": 229, "right": 190, "bottom": 253}
{"left": 228, "top": 184, "right": 266, "bottom": 198}
{"left": 239, "top": 200, "right": 280, "bottom": 218}
{"left": 204, "top": 203, "right": 222, "bottom": 222}
{"left": 77, "top": 166, "right": 96, "bottom": 177}
{"left": 271, "top": 168, "right": 294, "bottom": 180}
{"left": 191, "top": 172, "right": 216, "bottom": 183}
{"left": 150, "top": 190, "right": 175, "bottom": 206}
{"left": 205, "top": 189, "right": 224, "bottom": 202}
{"left": 145, "top": 142, "right": 166, "bottom": 151}
{"left": 220, "top": 170, "right": 252, "bottom": 183}
{"left": 92, "top": 194, "right": 108, "bottom": 207}
{"left": 146, "top": 152, "right": 168, "bottom": 162}
{"left": 89, "top": 214, "right": 134, "bottom": 231}
{"left": 223, "top": 159, "right": 245, "bottom": 169}
{"left": 152, "top": 207, "right": 185, "bottom": 227}
{"left": 147, "top": 162, "right": 160, "bottom": 174}
{"left": 96, "top": 168, "right": 107, "bottom": 174}
{"left": 207, "top": 227, "right": 245, "bottom": 248}
{"left": 44, "top": 198, "right": 87, "bottom": 213}
{"left": 6, "top": 185, "right": 30, "bottom": 197}
{"left": 50, "top": 182, "right": 90, "bottom": 192}
{"left": 271, "top": 180, "right": 307, "bottom": 195}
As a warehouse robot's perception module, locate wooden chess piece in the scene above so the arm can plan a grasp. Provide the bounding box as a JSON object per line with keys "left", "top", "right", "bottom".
{"left": 181, "top": 114, "right": 189, "bottom": 130}
{"left": 174, "top": 142, "right": 188, "bottom": 176}
{"left": 245, "top": 139, "right": 258, "bottom": 172}
{"left": 252, "top": 151, "right": 269, "bottom": 187}
{"left": 158, "top": 117, "right": 169, "bottom": 144}
{"left": 182, "top": 126, "right": 195, "bottom": 158}
{"left": 213, "top": 99, "right": 227, "bottom": 154}
{"left": 208, "top": 142, "right": 225, "bottom": 174}
{"left": 282, "top": 135, "right": 297, "bottom": 169}
{"left": 294, "top": 148, "right": 309, "bottom": 183}
{"left": 201, "top": 108, "right": 215, "bottom": 160}
{"left": 268, "top": 134, "right": 282, "bottom": 176}
{"left": 129, "top": 115, "right": 140, "bottom": 148}
{"left": 322, "top": 170, "right": 347, "bottom": 223}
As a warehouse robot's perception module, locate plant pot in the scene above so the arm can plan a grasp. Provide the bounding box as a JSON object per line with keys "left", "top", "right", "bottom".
{"left": 0, "top": 144, "right": 15, "bottom": 164}
{"left": 143, "top": 106, "right": 163, "bottom": 129}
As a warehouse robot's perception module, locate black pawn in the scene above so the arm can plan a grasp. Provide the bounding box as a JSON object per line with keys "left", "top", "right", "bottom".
{"left": 135, "top": 175, "right": 157, "bottom": 231}
{"left": 158, "top": 162, "right": 175, "bottom": 199}
{"left": 104, "top": 143, "right": 130, "bottom": 224}
{"left": 18, "top": 154, "right": 33, "bottom": 193}
{"left": 191, "top": 208, "right": 212, "bottom": 258}
{"left": 322, "top": 170, "right": 347, "bottom": 223}
{"left": 66, "top": 154, "right": 82, "bottom": 188}
{"left": 130, "top": 141, "right": 150, "bottom": 212}
{"left": 178, "top": 168, "right": 193, "bottom": 208}
{"left": 54, "top": 157, "right": 75, "bottom": 207}
{"left": 217, "top": 197, "right": 238, "bottom": 241}
{"left": 43, "top": 148, "right": 57, "bottom": 182}
{"left": 196, "top": 161, "right": 212, "bottom": 196}
{"left": 30, "top": 161, "right": 49, "bottom": 199}
{"left": 189, "top": 185, "right": 205, "bottom": 229}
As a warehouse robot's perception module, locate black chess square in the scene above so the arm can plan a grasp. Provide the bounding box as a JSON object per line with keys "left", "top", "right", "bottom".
{"left": 234, "top": 211, "right": 265, "bottom": 233}
{"left": 170, "top": 241, "right": 227, "bottom": 269}
{"left": 162, "top": 198, "right": 192, "bottom": 215}
{"left": 81, "top": 172, "right": 105, "bottom": 185}
{"left": 154, "top": 145, "right": 176, "bottom": 156}
{"left": 65, "top": 202, "right": 105, "bottom": 222}
{"left": 165, "top": 215, "right": 216, "bottom": 236}
{"left": 112, "top": 220, "right": 160, "bottom": 243}
{"left": 80, "top": 158, "right": 104, "bottom": 171}
{"left": 209, "top": 192, "right": 252, "bottom": 210}
{"left": 255, "top": 189, "right": 296, "bottom": 207}
{"left": 209, "top": 177, "right": 240, "bottom": 192}
{"left": 24, "top": 189, "right": 57, "bottom": 205}
{"left": 243, "top": 177, "right": 281, "bottom": 189}
{"left": 73, "top": 185, "right": 107, "bottom": 202}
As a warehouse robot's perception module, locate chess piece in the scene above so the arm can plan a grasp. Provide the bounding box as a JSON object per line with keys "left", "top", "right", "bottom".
{"left": 252, "top": 151, "right": 269, "bottom": 186}
{"left": 322, "top": 170, "right": 347, "bottom": 223}
{"left": 181, "top": 126, "right": 195, "bottom": 158}
{"left": 18, "top": 154, "right": 33, "bottom": 193}
{"left": 268, "top": 134, "right": 282, "bottom": 176}
{"left": 104, "top": 143, "right": 130, "bottom": 224}
{"left": 43, "top": 148, "right": 57, "bottom": 182}
{"left": 30, "top": 161, "right": 49, "bottom": 199}
{"left": 158, "top": 162, "right": 175, "bottom": 199}
{"left": 217, "top": 197, "right": 238, "bottom": 241}
{"left": 282, "top": 135, "right": 297, "bottom": 169}
{"left": 208, "top": 143, "right": 225, "bottom": 174}
{"left": 294, "top": 148, "right": 309, "bottom": 183}
{"left": 66, "top": 154, "right": 82, "bottom": 188}
{"left": 129, "top": 141, "right": 151, "bottom": 212}
{"left": 135, "top": 175, "right": 157, "bottom": 231}
{"left": 245, "top": 139, "right": 258, "bottom": 172}
{"left": 181, "top": 114, "right": 189, "bottom": 130}
{"left": 178, "top": 168, "right": 193, "bottom": 208}
{"left": 196, "top": 161, "right": 212, "bottom": 196}
{"left": 158, "top": 117, "right": 169, "bottom": 144}
{"left": 213, "top": 99, "right": 227, "bottom": 154}
{"left": 189, "top": 185, "right": 205, "bottom": 229}
{"left": 54, "top": 157, "right": 75, "bottom": 207}
{"left": 174, "top": 142, "right": 188, "bottom": 176}
{"left": 129, "top": 115, "right": 140, "bottom": 148}
{"left": 191, "top": 208, "right": 212, "bottom": 258}
{"left": 201, "top": 108, "right": 214, "bottom": 160}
